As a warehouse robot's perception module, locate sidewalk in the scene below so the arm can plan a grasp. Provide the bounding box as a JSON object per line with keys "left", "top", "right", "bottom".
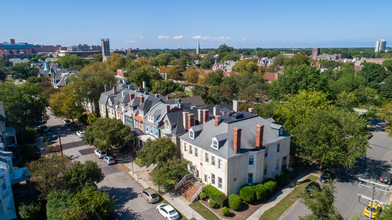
{"left": 123, "top": 161, "right": 205, "bottom": 220}
{"left": 247, "top": 170, "right": 320, "bottom": 220}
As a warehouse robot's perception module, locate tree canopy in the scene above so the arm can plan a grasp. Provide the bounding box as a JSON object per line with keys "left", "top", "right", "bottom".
{"left": 65, "top": 161, "right": 104, "bottom": 192}
{"left": 137, "top": 137, "right": 177, "bottom": 167}
{"left": 11, "top": 62, "right": 38, "bottom": 80}
{"left": 49, "top": 85, "right": 84, "bottom": 120}
{"left": 84, "top": 118, "right": 135, "bottom": 152}
{"left": 150, "top": 79, "right": 184, "bottom": 96}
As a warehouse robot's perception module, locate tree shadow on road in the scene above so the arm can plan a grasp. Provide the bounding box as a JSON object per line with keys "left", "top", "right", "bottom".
{"left": 335, "top": 157, "right": 391, "bottom": 183}
{"left": 100, "top": 186, "right": 140, "bottom": 218}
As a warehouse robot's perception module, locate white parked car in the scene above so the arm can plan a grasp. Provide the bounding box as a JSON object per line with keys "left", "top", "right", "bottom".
{"left": 103, "top": 156, "right": 116, "bottom": 165}
{"left": 76, "top": 130, "right": 84, "bottom": 138}
{"left": 156, "top": 203, "right": 179, "bottom": 220}
{"left": 94, "top": 149, "right": 107, "bottom": 159}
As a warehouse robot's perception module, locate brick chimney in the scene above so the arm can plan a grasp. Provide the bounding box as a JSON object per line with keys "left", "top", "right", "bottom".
{"left": 198, "top": 109, "right": 202, "bottom": 124}
{"left": 130, "top": 93, "right": 135, "bottom": 100}
{"left": 256, "top": 124, "right": 264, "bottom": 148}
{"left": 215, "top": 116, "right": 220, "bottom": 126}
{"left": 182, "top": 112, "right": 189, "bottom": 129}
{"left": 213, "top": 106, "right": 218, "bottom": 116}
{"left": 233, "top": 128, "right": 242, "bottom": 153}
{"left": 166, "top": 105, "right": 171, "bottom": 113}
{"left": 202, "top": 109, "right": 209, "bottom": 124}
{"left": 166, "top": 95, "right": 169, "bottom": 100}
{"left": 140, "top": 96, "right": 145, "bottom": 104}
{"left": 222, "top": 111, "right": 226, "bottom": 116}
{"left": 187, "top": 113, "right": 194, "bottom": 130}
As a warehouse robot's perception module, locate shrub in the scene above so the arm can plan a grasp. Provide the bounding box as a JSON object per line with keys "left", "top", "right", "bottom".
{"left": 239, "top": 185, "right": 255, "bottom": 203}
{"left": 275, "top": 174, "right": 288, "bottom": 187}
{"left": 253, "top": 183, "right": 268, "bottom": 200}
{"left": 19, "top": 200, "right": 43, "bottom": 220}
{"left": 209, "top": 199, "right": 217, "bottom": 208}
{"left": 264, "top": 180, "right": 277, "bottom": 194}
{"left": 199, "top": 192, "right": 207, "bottom": 200}
{"left": 263, "top": 178, "right": 275, "bottom": 184}
{"left": 222, "top": 207, "right": 229, "bottom": 216}
{"left": 228, "top": 194, "right": 242, "bottom": 211}
{"left": 203, "top": 185, "right": 227, "bottom": 207}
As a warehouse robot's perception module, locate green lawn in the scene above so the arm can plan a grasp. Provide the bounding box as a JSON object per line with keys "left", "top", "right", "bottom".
{"left": 185, "top": 90, "right": 193, "bottom": 97}
{"left": 161, "top": 199, "right": 188, "bottom": 220}
{"left": 260, "top": 175, "right": 318, "bottom": 220}
{"left": 189, "top": 201, "right": 219, "bottom": 220}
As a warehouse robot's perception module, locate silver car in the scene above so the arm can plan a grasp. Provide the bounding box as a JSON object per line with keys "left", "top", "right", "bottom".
{"left": 103, "top": 156, "right": 115, "bottom": 165}
{"left": 141, "top": 188, "right": 159, "bottom": 203}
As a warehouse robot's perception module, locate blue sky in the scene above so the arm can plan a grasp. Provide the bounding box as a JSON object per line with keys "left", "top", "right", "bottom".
{"left": 1, "top": 0, "right": 391, "bottom": 49}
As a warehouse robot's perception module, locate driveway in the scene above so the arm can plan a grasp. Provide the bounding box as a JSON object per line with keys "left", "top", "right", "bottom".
{"left": 43, "top": 112, "right": 164, "bottom": 220}
{"left": 280, "top": 119, "right": 392, "bottom": 220}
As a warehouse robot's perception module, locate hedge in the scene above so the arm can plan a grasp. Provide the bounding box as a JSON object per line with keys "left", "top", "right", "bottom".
{"left": 203, "top": 185, "right": 227, "bottom": 207}
{"left": 209, "top": 199, "right": 217, "bottom": 208}
{"left": 228, "top": 194, "right": 242, "bottom": 210}
{"left": 222, "top": 207, "right": 229, "bottom": 216}
{"left": 239, "top": 185, "right": 255, "bottom": 203}
{"left": 264, "top": 180, "right": 277, "bottom": 194}
{"left": 199, "top": 192, "right": 207, "bottom": 200}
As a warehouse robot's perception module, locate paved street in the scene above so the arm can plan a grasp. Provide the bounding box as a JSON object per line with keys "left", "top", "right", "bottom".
{"left": 280, "top": 119, "right": 392, "bottom": 220}
{"left": 43, "top": 112, "right": 164, "bottom": 220}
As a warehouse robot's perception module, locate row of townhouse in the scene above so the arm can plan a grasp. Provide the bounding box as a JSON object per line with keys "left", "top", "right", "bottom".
{"left": 98, "top": 85, "right": 291, "bottom": 195}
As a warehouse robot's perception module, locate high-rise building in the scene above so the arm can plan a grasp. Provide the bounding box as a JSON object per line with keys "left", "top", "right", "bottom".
{"left": 101, "top": 38, "right": 110, "bottom": 61}
{"left": 375, "top": 38, "right": 387, "bottom": 52}
{"left": 311, "top": 48, "right": 320, "bottom": 60}
{"left": 196, "top": 40, "right": 200, "bottom": 54}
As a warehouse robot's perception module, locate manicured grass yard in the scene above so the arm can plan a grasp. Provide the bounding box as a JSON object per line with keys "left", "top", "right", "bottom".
{"left": 190, "top": 201, "right": 219, "bottom": 220}
{"left": 260, "top": 175, "right": 318, "bottom": 220}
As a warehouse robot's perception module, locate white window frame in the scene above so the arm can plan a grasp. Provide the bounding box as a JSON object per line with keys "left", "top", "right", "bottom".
{"left": 195, "top": 147, "right": 198, "bottom": 157}
{"left": 189, "top": 130, "right": 195, "bottom": 139}
{"left": 205, "top": 152, "right": 209, "bottom": 163}
{"left": 211, "top": 138, "right": 218, "bottom": 150}
{"left": 218, "top": 159, "right": 222, "bottom": 169}
{"left": 211, "top": 173, "right": 215, "bottom": 185}
{"left": 218, "top": 177, "right": 222, "bottom": 189}
{"left": 248, "top": 155, "right": 254, "bottom": 166}
{"left": 189, "top": 145, "right": 193, "bottom": 154}
{"left": 184, "top": 143, "right": 187, "bottom": 152}
{"left": 148, "top": 115, "right": 154, "bottom": 123}
{"left": 211, "top": 156, "right": 215, "bottom": 166}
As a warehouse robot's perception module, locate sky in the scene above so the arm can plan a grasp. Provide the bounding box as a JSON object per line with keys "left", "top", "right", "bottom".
{"left": 1, "top": 0, "right": 391, "bottom": 49}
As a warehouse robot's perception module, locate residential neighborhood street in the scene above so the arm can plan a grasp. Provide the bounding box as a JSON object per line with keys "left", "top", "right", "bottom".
{"left": 280, "top": 119, "right": 392, "bottom": 220}
{"left": 43, "top": 112, "right": 165, "bottom": 220}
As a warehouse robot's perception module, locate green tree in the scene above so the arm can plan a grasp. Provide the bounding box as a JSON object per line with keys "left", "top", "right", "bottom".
{"left": 84, "top": 118, "right": 135, "bottom": 152}
{"left": 358, "top": 63, "right": 387, "bottom": 89}
{"left": 294, "top": 106, "right": 368, "bottom": 168}
{"left": 150, "top": 53, "right": 174, "bottom": 66}
{"left": 206, "top": 70, "right": 224, "bottom": 86}
{"left": 150, "top": 80, "right": 184, "bottom": 95}
{"left": 137, "top": 138, "right": 177, "bottom": 167}
{"left": 69, "top": 70, "right": 116, "bottom": 113}
{"left": 152, "top": 159, "right": 188, "bottom": 191}
{"left": 159, "top": 66, "right": 182, "bottom": 80}
{"left": 377, "top": 203, "right": 392, "bottom": 219}
{"left": 47, "top": 190, "right": 81, "bottom": 220}
{"left": 300, "top": 181, "right": 343, "bottom": 220}
{"left": 200, "top": 56, "right": 213, "bottom": 69}
{"left": 65, "top": 161, "right": 104, "bottom": 192}
{"left": 335, "top": 91, "right": 358, "bottom": 110}
{"left": 105, "top": 53, "right": 126, "bottom": 72}
{"left": 0, "top": 67, "right": 7, "bottom": 81}
{"left": 28, "top": 154, "right": 72, "bottom": 195}
{"left": 49, "top": 85, "right": 84, "bottom": 120}
{"left": 380, "top": 75, "right": 392, "bottom": 100}
{"left": 273, "top": 54, "right": 285, "bottom": 66}
{"left": 283, "top": 54, "right": 311, "bottom": 67}
{"left": 378, "top": 102, "right": 392, "bottom": 136}
{"left": 125, "top": 62, "right": 162, "bottom": 87}
{"left": 57, "top": 54, "right": 89, "bottom": 69}
{"left": 183, "top": 66, "right": 199, "bottom": 84}
{"left": 87, "top": 112, "right": 98, "bottom": 125}
{"left": 18, "top": 200, "right": 44, "bottom": 220}
{"left": 12, "top": 62, "right": 38, "bottom": 80}
{"left": 0, "top": 81, "right": 47, "bottom": 131}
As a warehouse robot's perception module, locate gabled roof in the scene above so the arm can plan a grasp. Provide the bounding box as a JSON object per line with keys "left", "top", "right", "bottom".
{"left": 180, "top": 112, "right": 290, "bottom": 159}
{"left": 180, "top": 96, "right": 205, "bottom": 107}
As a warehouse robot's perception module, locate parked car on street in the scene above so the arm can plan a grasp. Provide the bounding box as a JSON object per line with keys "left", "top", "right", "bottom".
{"left": 380, "top": 172, "right": 392, "bottom": 185}
{"left": 39, "top": 125, "right": 49, "bottom": 133}
{"left": 63, "top": 119, "right": 72, "bottom": 126}
{"left": 141, "top": 188, "right": 159, "bottom": 203}
{"left": 320, "top": 171, "right": 334, "bottom": 183}
{"left": 103, "top": 156, "right": 116, "bottom": 165}
{"left": 76, "top": 130, "right": 84, "bottom": 138}
{"left": 45, "top": 132, "right": 58, "bottom": 141}
{"left": 94, "top": 149, "right": 107, "bottom": 159}
{"left": 156, "top": 203, "right": 179, "bottom": 220}
{"left": 305, "top": 182, "right": 321, "bottom": 198}
{"left": 363, "top": 201, "right": 382, "bottom": 219}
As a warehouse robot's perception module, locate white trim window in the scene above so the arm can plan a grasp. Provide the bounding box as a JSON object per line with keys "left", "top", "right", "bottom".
{"left": 218, "top": 177, "right": 222, "bottom": 189}
{"left": 189, "top": 145, "right": 193, "bottom": 154}
{"left": 195, "top": 147, "right": 198, "bottom": 157}
{"left": 218, "top": 159, "right": 222, "bottom": 169}
{"left": 148, "top": 115, "right": 154, "bottom": 123}
{"left": 189, "top": 130, "right": 195, "bottom": 139}
{"left": 211, "top": 156, "right": 215, "bottom": 166}
{"left": 248, "top": 155, "right": 254, "bottom": 166}
{"left": 211, "top": 173, "right": 215, "bottom": 185}
{"left": 205, "top": 152, "right": 209, "bottom": 163}
{"left": 212, "top": 138, "right": 218, "bottom": 150}
{"left": 184, "top": 143, "right": 187, "bottom": 152}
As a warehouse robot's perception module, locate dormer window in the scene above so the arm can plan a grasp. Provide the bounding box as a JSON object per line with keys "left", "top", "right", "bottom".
{"left": 279, "top": 127, "right": 284, "bottom": 136}
{"left": 189, "top": 130, "right": 195, "bottom": 139}
{"left": 212, "top": 139, "right": 218, "bottom": 150}
{"left": 148, "top": 115, "right": 154, "bottom": 123}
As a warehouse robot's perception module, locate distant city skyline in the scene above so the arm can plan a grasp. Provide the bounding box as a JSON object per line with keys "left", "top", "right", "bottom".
{"left": 1, "top": 0, "right": 391, "bottom": 49}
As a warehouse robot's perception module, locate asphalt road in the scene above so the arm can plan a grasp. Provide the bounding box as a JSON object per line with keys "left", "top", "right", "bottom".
{"left": 281, "top": 119, "right": 392, "bottom": 220}
{"left": 44, "top": 112, "right": 164, "bottom": 220}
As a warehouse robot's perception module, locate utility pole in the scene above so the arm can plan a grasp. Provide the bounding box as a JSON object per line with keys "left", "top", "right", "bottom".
{"left": 58, "top": 132, "right": 63, "bottom": 155}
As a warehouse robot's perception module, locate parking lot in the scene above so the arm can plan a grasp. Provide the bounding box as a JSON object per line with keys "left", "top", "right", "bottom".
{"left": 43, "top": 112, "right": 164, "bottom": 220}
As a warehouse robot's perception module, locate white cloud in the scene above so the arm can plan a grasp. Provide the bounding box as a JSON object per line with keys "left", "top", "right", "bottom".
{"left": 157, "top": 35, "right": 170, "bottom": 39}
{"left": 242, "top": 38, "right": 247, "bottom": 41}
{"left": 125, "top": 40, "right": 137, "bottom": 43}
{"left": 139, "top": 36, "right": 144, "bottom": 39}
{"left": 192, "top": 36, "right": 230, "bottom": 41}
{"left": 172, "top": 35, "right": 183, "bottom": 40}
